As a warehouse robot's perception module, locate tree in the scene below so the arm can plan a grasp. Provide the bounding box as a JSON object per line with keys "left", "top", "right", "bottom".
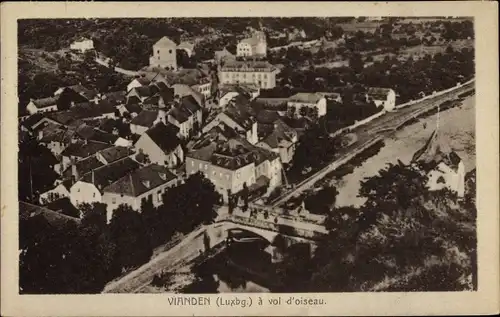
{"left": 349, "top": 53, "right": 364, "bottom": 74}
{"left": 109, "top": 204, "right": 152, "bottom": 271}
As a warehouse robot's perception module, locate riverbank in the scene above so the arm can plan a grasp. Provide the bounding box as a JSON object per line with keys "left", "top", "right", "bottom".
{"left": 335, "top": 93, "right": 475, "bottom": 207}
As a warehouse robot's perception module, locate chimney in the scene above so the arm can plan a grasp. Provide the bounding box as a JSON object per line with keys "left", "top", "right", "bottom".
{"left": 157, "top": 109, "right": 167, "bottom": 124}
{"left": 72, "top": 164, "right": 80, "bottom": 181}
{"left": 70, "top": 101, "right": 75, "bottom": 107}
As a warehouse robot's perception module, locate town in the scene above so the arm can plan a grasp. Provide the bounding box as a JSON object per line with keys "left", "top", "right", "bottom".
{"left": 18, "top": 17, "right": 477, "bottom": 294}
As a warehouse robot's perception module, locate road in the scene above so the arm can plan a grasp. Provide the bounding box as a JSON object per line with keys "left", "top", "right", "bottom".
{"left": 102, "top": 208, "right": 326, "bottom": 294}
{"left": 270, "top": 81, "right": 475, "bottom": 207}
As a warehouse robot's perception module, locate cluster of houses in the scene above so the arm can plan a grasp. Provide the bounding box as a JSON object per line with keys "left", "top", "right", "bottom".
{"left": 20, "top": 30, "right": 403, "bottom": 225}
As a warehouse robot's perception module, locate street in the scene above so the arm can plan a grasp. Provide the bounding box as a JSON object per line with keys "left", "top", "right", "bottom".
{"left": 270, "top": 81, "right": 475, "bottom": 207}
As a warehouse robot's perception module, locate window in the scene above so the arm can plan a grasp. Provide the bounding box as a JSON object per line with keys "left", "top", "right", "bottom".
{"left": 212, "top": 171, "right": 216, "bottom": 176}
{"left": 204, "top": 164, "right": 208, "bottom": 170}
{"left": 199, "top": 163, "right": 203, "bottom": 169}
{"left": 93, "top": 192, "right": 96, "bottom": 198}
{"left": 219, "top": 172, "right": 223, "bottom": 178}
{"left": 169, "top": 49, "right": 173, "bottom": 54}
{"left": 191, "top": 161, "right": 194, "bottom": 166}
{"left": 236, "top": 172, "right": 241, "bottom": 179}
{"left": 112, "top": 198, "right": 116, "bottom": 204}
{"left": 157, "top": 191, "right": 162, "bottom": 202}
{"left": 157, "top": 50, "right": 160, "bottom": 54}
{"left": 77, "top": 188, "right": 80, "bottom": 193}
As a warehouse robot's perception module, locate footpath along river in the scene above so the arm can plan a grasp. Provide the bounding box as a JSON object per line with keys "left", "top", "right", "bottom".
{"left": 334, "top": 94, "right": 476, "bottom": 208}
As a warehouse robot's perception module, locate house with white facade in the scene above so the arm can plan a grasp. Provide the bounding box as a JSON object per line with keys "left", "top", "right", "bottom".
{"left": 149, "top": 36, "right": 178, "bottom": 70}
{"left": 167, "top": 95, "right": 203, "bottom": 139}
{"left": 237, "top": 31, "right": 267, "bottom": 58}
{"left": 26, "top": 97, "right": 59, "bottom": 115}
{"left": 102, "top": 164, "right": 178, "bottom": 222}
{"left": 256, "top": 119, "right": 298, "bottom": 165}
{"left": 412, "top": 130, "right": 465, "bottom": 198}
{"left": 70, "top": 38, "right": 94, "bottom": 53}
{"left": 287, "top": 93, "right": 327, "bottom": 118}
{"left": 366, "top": 87, "right": 397, "bottom": 112}
{"left": 186, "top": 134, "right": 282, "bottom": 202}
{"left": 69, "top": 157, "right": 141, "bottom": 208}
{"left": 219, "top": 61, "right": 278, "bottom": 89}
{"left": 202, "top": 99, "right": 258, "bottom": 145}
{"left": 134, "top": 122, "right": 184, "bottom": 168}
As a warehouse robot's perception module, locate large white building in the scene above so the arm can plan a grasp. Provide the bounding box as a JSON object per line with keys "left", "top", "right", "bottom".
{"left": 237, "top": 31, "right": 267, "bottom": 58}
{"left": 287, "top": 93, "right": 327, "bottom": 118}
{"left": 70, "top": 38, "right": 94, "bottom": 53}
{"left": 219, "top": 61, "right": 278, "bottom": 89}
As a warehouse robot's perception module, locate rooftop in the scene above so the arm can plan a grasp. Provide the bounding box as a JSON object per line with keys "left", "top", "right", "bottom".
{"left": 130, "top": 109, "right": 159, "bottom": 127}
{"left": 61, "top": 140, "right": 113, "bottom": 158}
{"left": 288, "top": 92, "right": 326, "bottom": 104}
{"left": 80, "top": 157, "right": 142, "bottom": 190}
{"left": 153, "top": 36, "right": 177, "bottom": 47}
{"left": 260, "top": 119, "right": 297, "bottom": 149}
{"left": 63, "top": 155, "right": 105, "bottom": 179}
{"left": 103, "top": 164, "right": 177, "bottom": 197}
{"left": 99, "top": 146, "right": 134, "bottom": 164}
{"left": 221, "top": 60, "right": 276, "bottom": 72}
{"left": 31, "top": 96, "right": 59, "bottom": 108}
{"left": 144, "top": 122, "right": 181, "bottom": 154}
{"left": 19, "top": 201, "right": 81, "bottom": 226}
{"left": 367, "top": 87, "right": 394, "bottom": 100}
{"left": 412, "top": 130, "right": 462, "bottom": 172}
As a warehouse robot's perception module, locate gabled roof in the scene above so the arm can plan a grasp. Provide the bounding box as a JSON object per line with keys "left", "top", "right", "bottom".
{"left": 67, "top": 84, "right": 99, "bottom": 100}
{"left": 103, "top": 164, "right": 177, "bottom": 197}
{"left": 181, "top": 95, "right": 202, "bottom": 113}
{"left": 144, "top": 122, "right": 181, "bottom": 154}
{"left": 104, "top": 90, "right": 127, "bottom": 104}
{"left": 188, "top": 134, "right": 277, "bottom": 170}
{"left": 31, "top": 96, "right": 59, "bottom": 108}
{"left": 177, "top": 41, "right": 195, "bottom": 51}
{"left": 260, "top": 119, "right": 297, "bottom": 149}
{"left": 130, "top": 110, "right": 158, "bottom": 127}
{"left": 19, "top": 201, "right": 81, "bottom": 225}
{"left": 221, "top": 60, "right": 276, "bottom": 72}
{"left": 63, "top": 155, "right": 105, "bottom": 179}
{"left": 412, "top": 130, "right": 462, "bottom": 172}
{"left": 124, "top": 103, "right": 143, "bottom": 114}
{"left": 75, "top": 124, "right": 119, "bottom": 145}
{"left": 154, "top": 36, "right": 177, "bottom": 47}
{"left": 169, "top": 107, "right": 190, "bottom": 124}
{"left": 61, "top": 140, "right": 113, "bottom": 158}
{"left": 132, "top": 86, "right": 154, "bottom": 98}
{"left": 288, "top": 92, "right": 325, "bottom": 104}
{"left": 45, "top": 197, "right": 81, "bottom": 218}
{"left": 172, "top": 84, "right": 204, "bottom": 106}
{"left": 98, "top": 146, "right": 134, "bottom": 164}
{"left": 224, "top": 101, "right": 256, "bottom": 130}
{"left": 367, "top": 87, "right": 393, "bottom": 100}
{"left": 80, "top": 157, "right": 141, "bottom": 190}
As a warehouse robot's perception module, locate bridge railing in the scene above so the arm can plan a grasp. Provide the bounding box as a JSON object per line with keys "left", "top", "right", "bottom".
{"left": 218, "top": 214, "right": 327, "bottom": 241}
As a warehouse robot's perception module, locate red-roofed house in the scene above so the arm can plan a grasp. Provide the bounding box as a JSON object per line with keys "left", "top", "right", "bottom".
{"left": 102, "top": 164, "right": 178, "bottom": 222}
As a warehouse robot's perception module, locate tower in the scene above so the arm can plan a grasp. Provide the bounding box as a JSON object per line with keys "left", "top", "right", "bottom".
{"left": 149, "top": 36, "right": 177, "bottom": 71}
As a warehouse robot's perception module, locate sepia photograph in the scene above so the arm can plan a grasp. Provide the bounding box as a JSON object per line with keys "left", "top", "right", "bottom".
{"left": 17, "top": 15, "right": 478, "bottom": 294}
{"left": 2, "top": 2, "right": 499, "bottom": 316}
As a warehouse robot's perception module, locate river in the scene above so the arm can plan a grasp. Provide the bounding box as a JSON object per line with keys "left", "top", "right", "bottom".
{"left": 334, "top": 94, "right": 476, "bottom": 207}
{"left": 183, "top": 240, "right": 275, "bottom": 293}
